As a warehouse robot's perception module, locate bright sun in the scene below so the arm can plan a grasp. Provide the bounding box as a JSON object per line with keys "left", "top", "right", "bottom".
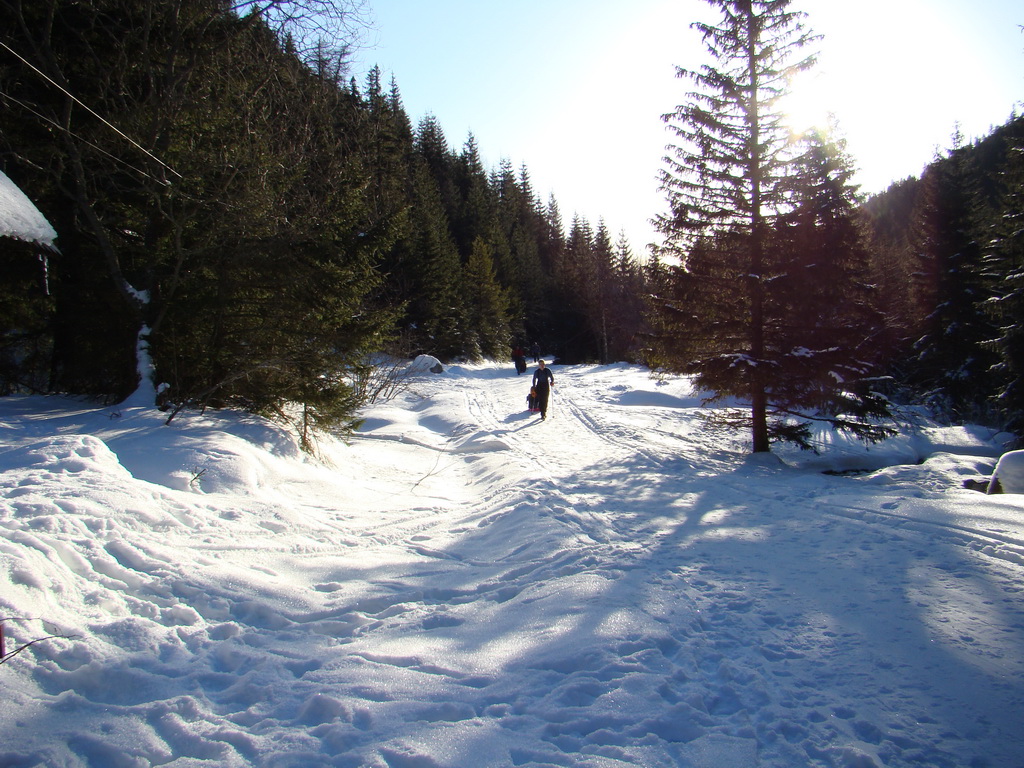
{"left": 781, "top": 70, "right": 836, "bottom": 135}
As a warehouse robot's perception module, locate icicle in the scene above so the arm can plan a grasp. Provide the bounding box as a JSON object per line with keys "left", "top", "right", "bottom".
{"left": 38, "top": 250, "right": 50, "bottom": 296}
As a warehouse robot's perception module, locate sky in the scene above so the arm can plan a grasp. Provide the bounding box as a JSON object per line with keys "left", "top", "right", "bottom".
{"left": 2, "top": 359, "right": 1023, "bottom": 765}
{"left": 349, "top": 0, "right": 1023, "bottom": 252}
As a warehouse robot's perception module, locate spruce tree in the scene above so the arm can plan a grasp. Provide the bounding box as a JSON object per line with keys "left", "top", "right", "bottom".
{"left": 150, "top": 16, "right": 394, "bottom": 437}
{"left": 910, "top": 133, "right": 999, "bottom": 421}
{"left": 462, "top": 237, "right": 511, "bottom": 360}
{"left": 504, "top": 164, "right": 548, "bottom": 346}
{"left": 610, "top": 230, "right": 647, "bottom": 362}
{"left": 557, "top": 215, "right": 600, "bottom": 362}
{"left": 453, "top": 134, "right": 496, "bottom": 258}
{"left": 766, "top": 126, "right": 893, "bottom": 444}
{"left": 984, "top": 127, "right": 1024, "bottom": 431}
{"left": 408, "top": 158, "right": 465, "bottom": 359}
{"left": 1, "top": 0, "right": 393, "bottom": 441}
{"left": 590, "top": 220, "right": 617, "bottom": 363}
{"left": 651, "top": 0, "right": 892, "bottom": 451}
{"left": 653, "top": 0, "right": 816, "bottom": 451}
{"left": 860, "top": 177, "right": 923, "bottom": 350}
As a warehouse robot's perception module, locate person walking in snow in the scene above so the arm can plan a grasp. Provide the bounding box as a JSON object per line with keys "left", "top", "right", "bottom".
{"left": 512, "top": 345, "right": 527, "bottom": 374}
{"left": 530, "top": 342, "right": 540, "bottom": 363}
{"left": 532, "top": 360, "right": 554, "bottom": 420}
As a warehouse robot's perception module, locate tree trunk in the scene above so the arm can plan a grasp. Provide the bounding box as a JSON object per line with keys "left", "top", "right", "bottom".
{"left": 746, "top": 7, "right": 771, "bottom": 453}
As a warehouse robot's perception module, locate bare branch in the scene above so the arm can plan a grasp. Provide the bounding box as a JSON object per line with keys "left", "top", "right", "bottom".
{"left": 229, "top": 0, "right": 373, "bottom": 66}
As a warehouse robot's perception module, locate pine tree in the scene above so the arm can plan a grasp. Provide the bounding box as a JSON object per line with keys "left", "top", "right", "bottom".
{"left": 416, "top": 114, "right": 458, "bottom": 217}
{"left": 610, "top": 229, "right": 648, "bottom": 362}
{"left": 910, "top": 131, "right": 999, "bottom": 421}
{"left": 1, "top": 0, "right": 393, "bottom": 441}
{"left": 453, "top": 133, "right": 496, "bottom": 257}
{"left": 520, "top": 193, "right": 564, "bottom": 354}
{"left": 984, "top": 126, "right": 1024, "bottom": 431}
{"left": 462, "top": 237, "right": 511, "bottom": 360}
{"left": 150, "top": 17, "right": 395, "bottom": 438}
{"left": 508, "top": 164, "right": 548, "bottom": 341}
{"left": 766, "top": 126, "right": 893, "bottom": 444}
{"left": 555, "top": 215, "right": 601, "bottom": 362}
{"left": 408, "top": 158, "right": 465, "bottom": 359}
{"left": 651, "top": 0, "right": 890, "bottom": 452}
{"left": 651, "top": 125, "right": 893, "bottom": 449}
{"left": 492, "top": 157, "right": 525, "bottom": 287}
{"left": 590, "top": 220, "right": 617, "bottom": 363}
{"left": 860, "top": 176, "right": 923, "bottom": 349}
{"left": 653, "top": 0, "right": 817, "bottom": 451}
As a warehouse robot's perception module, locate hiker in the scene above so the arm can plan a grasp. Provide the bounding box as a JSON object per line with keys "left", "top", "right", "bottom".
{"left": 530, "top": 342, "right": 540, "bottom": 363}
{"left": 512, "top": 345, "right": 527, "bottom": 374}
{"left": 532, "top": 360, "right": 554, "bottom": 420}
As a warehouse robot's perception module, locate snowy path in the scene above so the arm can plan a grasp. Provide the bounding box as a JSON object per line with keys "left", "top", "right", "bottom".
{"left": 311, "top": 364, "right": 1024, "bottom": 767}
{"left": 2, "top": 361, "right": 1023, "bottom": 767}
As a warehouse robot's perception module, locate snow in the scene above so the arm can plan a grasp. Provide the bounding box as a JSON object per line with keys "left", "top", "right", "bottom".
{"left": 990, "top": 449, "right": 1024, "bottom": 494}
{"left": 0, "top": 169, "right": 57, "bottom": 247}
{"left": 2, "top": 360, "right": 1023, "bottom": 767}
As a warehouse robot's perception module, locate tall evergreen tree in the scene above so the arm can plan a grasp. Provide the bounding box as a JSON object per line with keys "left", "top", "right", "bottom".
{"left": 492, "top": 157, "right": 525, "bottom": 287}
{"left": 149, "top": 13, "right": 395, "bottom": 438}
{"left": 910, "top": 132, "right": 999, "bottom": 421}
{"left": 650, "top": 0, "right": 889, "bottom": 452}
{"left": 765, "top": 126, "right": 893, "bottom": 444}
{"left": 0, "top": 0, "right": 392, "bottom": 442}
{"left": 453, "top": 133, "right": 495, "bottom": 256}
{"left": 860, "top": 176, "right": 923, "bottom": 349}
{"left": 462, "top": 237, "right": 511, "bottom": 360}
{"left": 503, "top": 164, "right": 547, "bottom": 345}
{"left": 532, "top": 205, "right": 563, "bottom": 357}
{"left": 589, "top": 220, "right": 617, "bottom": 363}
{"left": 555, "top": 215, "right": 601, "bottom": 362}
{"left": 984, "top": 127, "right": 1024, "bottom": 431}
{"left": 407, "top": 158, "right": 465, "bottom": 359}
{"left": 415, "top": 114, "right": 458, "bottom": 217}
{"left": 610, "top": 229, "right": 648, "bottom": 362}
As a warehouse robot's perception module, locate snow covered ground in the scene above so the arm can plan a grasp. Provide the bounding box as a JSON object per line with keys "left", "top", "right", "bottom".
{"left": 1, "top": 360, "right": 1023, "bottom": 768}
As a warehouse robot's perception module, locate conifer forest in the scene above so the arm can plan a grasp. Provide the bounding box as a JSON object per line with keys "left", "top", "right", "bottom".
{"left": 1, "top": 0, "right": 1023, "bottom": 448}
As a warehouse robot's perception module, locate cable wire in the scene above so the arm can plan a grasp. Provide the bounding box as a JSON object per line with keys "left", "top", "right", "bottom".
{"left": 0, "top": 39, "right": 182, "bottom": 181}
{"left": 0, "top": 89, "right": 168, "bottom": 185}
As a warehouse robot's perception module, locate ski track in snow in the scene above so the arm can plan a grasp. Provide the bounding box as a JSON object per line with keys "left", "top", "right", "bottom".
{"left": 1, "top": 362, "right": 1023, "bottom": 767}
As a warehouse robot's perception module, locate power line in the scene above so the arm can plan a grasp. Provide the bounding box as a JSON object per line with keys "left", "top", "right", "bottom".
{"left": 0, "top": 89, "right": 168, "bottom": 186}
{"left": 0, "top": 39, "right": 182, "bottom": 181}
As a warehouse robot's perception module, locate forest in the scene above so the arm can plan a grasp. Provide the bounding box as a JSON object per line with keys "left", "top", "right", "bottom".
{"left": 1, "top": 0, "right": 1022, "bottom": 449}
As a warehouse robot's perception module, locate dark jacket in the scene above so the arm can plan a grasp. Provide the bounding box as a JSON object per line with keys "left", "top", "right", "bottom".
{"left": 532, "top": 367, "right": 554, "bottom": 390}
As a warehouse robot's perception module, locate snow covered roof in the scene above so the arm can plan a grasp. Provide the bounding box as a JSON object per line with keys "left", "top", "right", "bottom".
{"left": 0, "top": 169, "right": 57, "bottom": 248}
